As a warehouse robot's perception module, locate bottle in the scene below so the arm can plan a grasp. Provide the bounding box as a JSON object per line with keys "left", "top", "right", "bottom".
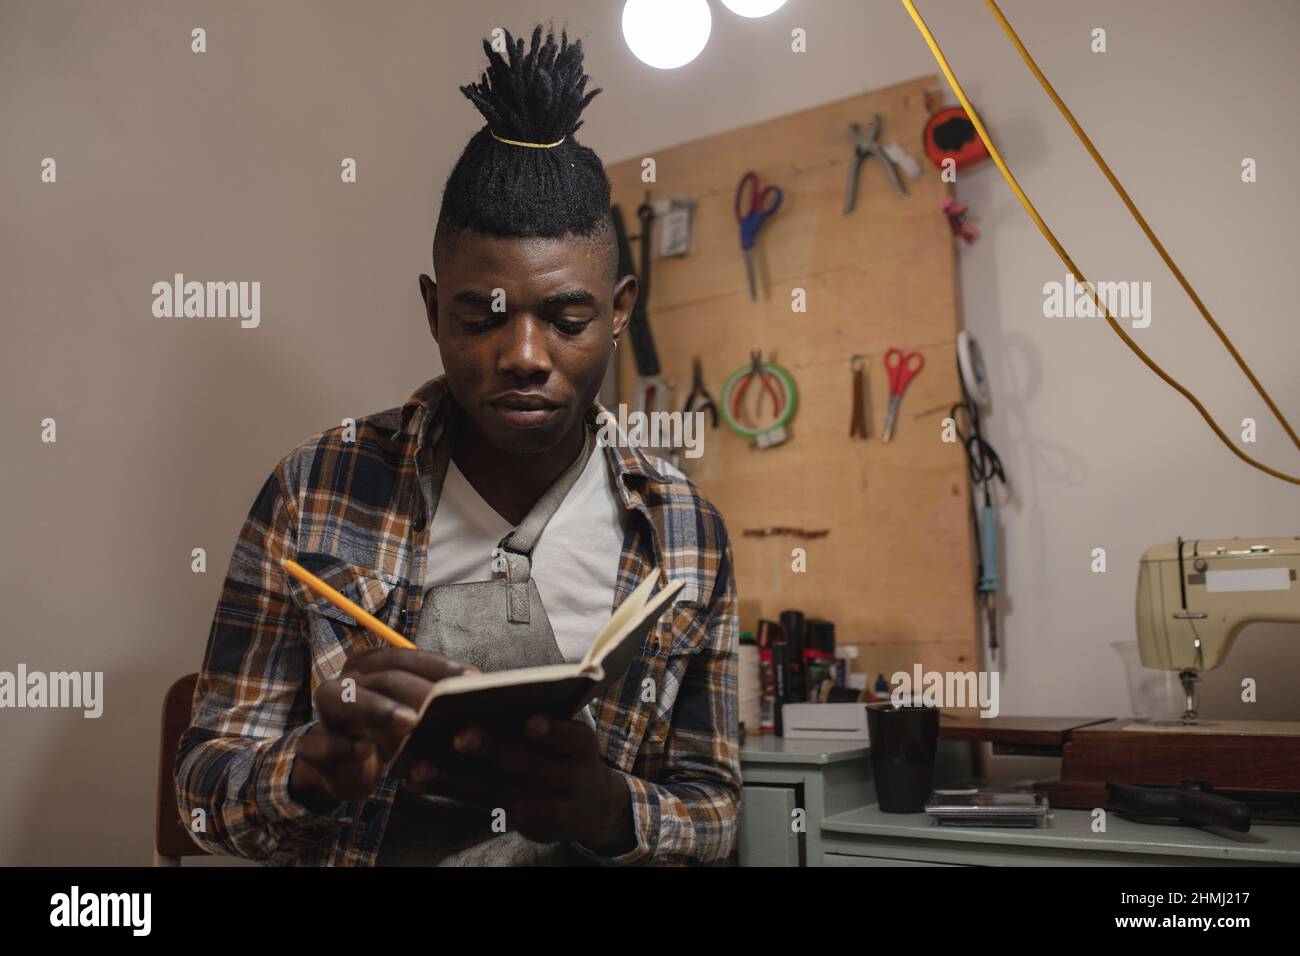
{"left": 874, "top": 672, "right": 890, "bottom": 702}
{"left": 738, "top": 631, "right": 761, "bottom": 737}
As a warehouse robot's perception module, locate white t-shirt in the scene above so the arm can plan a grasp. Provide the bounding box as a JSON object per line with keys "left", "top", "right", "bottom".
{"left": 422, "top": 444, "right": 629, "bottom": 663}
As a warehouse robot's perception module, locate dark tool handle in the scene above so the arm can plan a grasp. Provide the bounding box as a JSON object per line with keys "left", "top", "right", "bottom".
{"left": 637, "top": 201, "right": 654, "bottom": 304}
{"left": 611, "top": 204, "right": 660, "bottom": 377}
{"left": 1107, "top": 781, "right": 1252, "bottom": 833}
{"left": 683, "top": 390, "right": 719, "bottom": 428}
{"left": 849, "top": 363, "right": 867, "bottom": 438}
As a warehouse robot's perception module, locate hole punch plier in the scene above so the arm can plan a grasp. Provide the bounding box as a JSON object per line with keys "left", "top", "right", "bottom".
{"left": 845, "top": 114, "right": 907, "bottom": 213}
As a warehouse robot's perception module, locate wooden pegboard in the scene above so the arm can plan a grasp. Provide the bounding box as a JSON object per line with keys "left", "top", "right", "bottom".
{"left": 607, "top": 75, "right": 980, "bottom": 680}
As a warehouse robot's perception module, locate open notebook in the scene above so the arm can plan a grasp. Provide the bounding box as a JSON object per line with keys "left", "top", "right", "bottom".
{"left": 390, "top": 572, "right": 682, "bottom": 774}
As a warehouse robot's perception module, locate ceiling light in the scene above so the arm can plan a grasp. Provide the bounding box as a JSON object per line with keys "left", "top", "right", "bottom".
{"left": 720, "top": 0, "right": 788, "bottom": 17}
{"left": 622, "top": 0, "right": 712, "bottom": 70}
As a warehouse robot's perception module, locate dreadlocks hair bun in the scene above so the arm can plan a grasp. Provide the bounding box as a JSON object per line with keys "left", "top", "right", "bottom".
{"left": 437, "top": 25, "right": 613, "bottom": 242}
{"left": 462, "top": 24, "right": 598, "bottom": 146}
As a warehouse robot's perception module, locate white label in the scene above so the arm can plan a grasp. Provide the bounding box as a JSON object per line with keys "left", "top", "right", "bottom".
{"left": 883, "top": 141, "right": 922, "bottom": 181}
{"left": 1205, "top": 568, "right": 1291, "bottom": 592}
{"left": 753, "top": 425, "right": 788, "bottom": 449}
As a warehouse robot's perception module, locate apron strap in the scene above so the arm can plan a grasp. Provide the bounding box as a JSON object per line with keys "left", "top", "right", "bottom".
{"left": 428, "top": 419, "right": 596, "bottom": 624}
{"left": 499, "top": 430, "right": 595, "bottom": 622}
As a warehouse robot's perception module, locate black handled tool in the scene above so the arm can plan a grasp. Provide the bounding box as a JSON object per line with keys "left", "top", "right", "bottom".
{"left": 636, "top": 193, "right": 654, "bottom": 305}
{"left": 682, "top": 357, "right": 718, "bottom": 428}
{"left": 611, "top": 203, "right": 659, "bottom": 377}
{"left": 1107, "top": 780, "right": 1252, "bottom": 833}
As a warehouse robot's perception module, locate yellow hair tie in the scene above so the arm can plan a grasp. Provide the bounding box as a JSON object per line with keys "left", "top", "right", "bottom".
{"left": 490, "top": 130, "right": 566, "bottom": 149}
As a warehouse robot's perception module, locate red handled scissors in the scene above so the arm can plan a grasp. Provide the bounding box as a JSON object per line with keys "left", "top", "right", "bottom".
{"left": 735, "top": 171, "right": 783, "bottom": 300}
{"left": 882, "top": 347, "right": 925, "bottom": 442}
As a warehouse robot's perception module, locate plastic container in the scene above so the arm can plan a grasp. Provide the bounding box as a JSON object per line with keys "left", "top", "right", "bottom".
{"left": 1111, "top": 640, "right": 1183, "bottom": 718}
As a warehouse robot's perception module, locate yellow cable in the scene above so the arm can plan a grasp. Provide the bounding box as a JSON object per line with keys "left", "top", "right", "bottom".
{"left": 984, "top": 0, "right": 1299, "bottom": 454}
{"left": 899, "top": 0, "right": 1300, "bottom": 486}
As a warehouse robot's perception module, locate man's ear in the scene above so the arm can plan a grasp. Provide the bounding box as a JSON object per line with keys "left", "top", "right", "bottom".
{"left": 611, "top": 273, "right": 637, "bottom": 344}
{"left": 419, "top": 274, "right": 439, "bottom": 342}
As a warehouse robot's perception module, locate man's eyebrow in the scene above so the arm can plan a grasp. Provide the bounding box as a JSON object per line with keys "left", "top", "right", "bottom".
{"left": 449, "top": 288, "right": 597, "bottom": 310}
{"left": 450, "top": 289, "right": 494, "bottom": 307}
{"left": 536, "top": 289, "right": 597, "bottom": 310}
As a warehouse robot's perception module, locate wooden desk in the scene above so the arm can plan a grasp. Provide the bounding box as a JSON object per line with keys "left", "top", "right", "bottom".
{"left": 820, "top": 803, "right": 1300, "bottom": 867}
{"left": 739, "top": 732, "right": 1300, "bottom": 867}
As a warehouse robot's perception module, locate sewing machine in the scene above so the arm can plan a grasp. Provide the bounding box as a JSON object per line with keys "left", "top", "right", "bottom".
{"left": 1136, "top": 537, "right": 1300, "bottom": 720}
{"left": 946, "top": 538, "right": 1300, "bottom": 826}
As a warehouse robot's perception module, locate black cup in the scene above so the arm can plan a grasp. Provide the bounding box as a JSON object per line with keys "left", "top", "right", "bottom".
{"left": 865, "top": 701, "right": 939, "bottom": 813}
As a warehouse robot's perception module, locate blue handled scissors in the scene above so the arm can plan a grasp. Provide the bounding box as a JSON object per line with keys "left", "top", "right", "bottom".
{"left": 734, "top": 170, "right": 783, "bottom": 300}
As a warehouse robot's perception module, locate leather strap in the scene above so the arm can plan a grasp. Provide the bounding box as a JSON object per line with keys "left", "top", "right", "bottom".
{"left": 427, "top": 416, "right": 595, "bottom": 623}
{"left": 849, "top": 356, "right": 868, "bottom": 438}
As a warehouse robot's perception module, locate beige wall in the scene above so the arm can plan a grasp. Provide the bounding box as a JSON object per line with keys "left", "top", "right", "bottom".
{"left": 2, "top": 0, "right": 1296, "bottom": 864}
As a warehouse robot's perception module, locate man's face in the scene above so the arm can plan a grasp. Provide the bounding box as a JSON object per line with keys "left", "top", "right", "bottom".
{"left": 422, "top": 230, "right": 634, "bottom": 455}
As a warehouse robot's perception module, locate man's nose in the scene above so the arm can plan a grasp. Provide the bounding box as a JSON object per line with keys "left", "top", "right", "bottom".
{"left": 498, "top": 314, "right": 552, "bottom": 379}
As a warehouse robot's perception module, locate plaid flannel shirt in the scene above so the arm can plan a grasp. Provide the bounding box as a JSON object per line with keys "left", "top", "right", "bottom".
{"left": 175, "top": 377, "right": 741, "bottom": 866}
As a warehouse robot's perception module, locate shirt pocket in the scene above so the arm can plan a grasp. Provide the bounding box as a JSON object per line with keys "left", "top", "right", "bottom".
{"left": 285, "top": 552, "right": 402, "bottom": 656}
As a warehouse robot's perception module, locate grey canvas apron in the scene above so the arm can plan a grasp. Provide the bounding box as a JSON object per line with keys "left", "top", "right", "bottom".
{"left": 375, "top": 417, "right": 596, "bottom": 866}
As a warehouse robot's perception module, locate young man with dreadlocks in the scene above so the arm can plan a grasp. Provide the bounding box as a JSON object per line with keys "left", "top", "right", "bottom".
{"left": 176, "top": 26, "right": 740, "bottom": 866}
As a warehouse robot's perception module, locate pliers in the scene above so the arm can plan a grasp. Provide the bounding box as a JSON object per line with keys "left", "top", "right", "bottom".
{"left": 844, "top": 114, "right": 907, "bottom": 213}
{"left": 730, "top": 350, "right": 783, "bottom": 422}
{"left": 682, "top": 357, "right": 719, "bottom": 428}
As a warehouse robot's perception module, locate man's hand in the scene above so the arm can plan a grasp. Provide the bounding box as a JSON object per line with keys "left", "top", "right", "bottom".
{"left": 288, "top": 647, "right": 476, "bottom": 812}
{"left": 406, "top": 714, "right": 637, "bottom": 854}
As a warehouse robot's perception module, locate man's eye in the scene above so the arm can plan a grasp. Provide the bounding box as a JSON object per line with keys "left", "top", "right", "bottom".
{"left": 459, "top": 315, "right": 498, "bottom": 333}
{"left": 553, "top": 318, "right": 591, "bottom": 336}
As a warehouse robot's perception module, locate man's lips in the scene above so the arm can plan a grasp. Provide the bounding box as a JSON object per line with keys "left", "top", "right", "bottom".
{"left": 492, "top": 391, "right": 560, "bottom": 411}
{"left": 490, "top": 392, "right": 563, "bottom": 427}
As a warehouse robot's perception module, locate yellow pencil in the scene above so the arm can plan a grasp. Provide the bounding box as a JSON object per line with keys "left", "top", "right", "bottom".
{"left": 281, "top": 558, "right": 416, "bottom": 650}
